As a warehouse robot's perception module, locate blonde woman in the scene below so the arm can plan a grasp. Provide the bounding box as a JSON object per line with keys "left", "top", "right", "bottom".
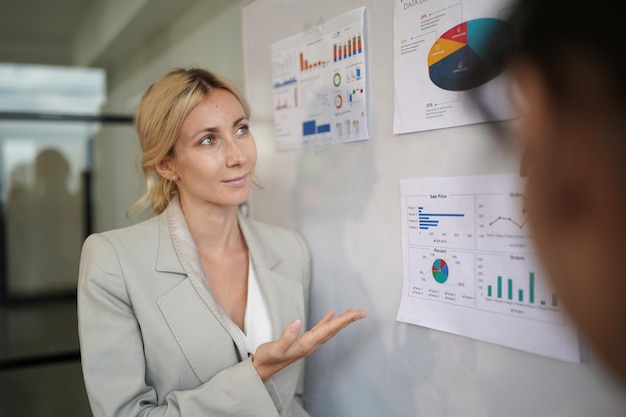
{"left": 77, "top": 68, "right": 366, "bottom": 417}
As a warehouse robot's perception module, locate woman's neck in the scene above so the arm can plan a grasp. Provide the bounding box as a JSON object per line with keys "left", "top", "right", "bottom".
{"left": 179, "top": 200, "right": 246, "bottom": 255}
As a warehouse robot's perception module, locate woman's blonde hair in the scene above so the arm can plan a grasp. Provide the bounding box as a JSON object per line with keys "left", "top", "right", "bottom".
{"left": 127, "top": 68, "right": 251, "bottom": 216}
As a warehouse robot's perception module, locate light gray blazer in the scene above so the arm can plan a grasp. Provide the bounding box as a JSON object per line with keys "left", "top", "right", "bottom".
{"left": 77, "top": 198, "right": 311, "bottom": 417}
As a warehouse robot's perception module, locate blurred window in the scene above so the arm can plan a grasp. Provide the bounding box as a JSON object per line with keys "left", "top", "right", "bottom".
{"left": 0, "top": 63, "right": 106, "bottom": 299}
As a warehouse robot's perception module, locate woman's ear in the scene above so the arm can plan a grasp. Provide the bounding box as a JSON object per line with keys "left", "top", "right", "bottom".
{"left": 154, "top": 156, "right": 176, "bottom": 180}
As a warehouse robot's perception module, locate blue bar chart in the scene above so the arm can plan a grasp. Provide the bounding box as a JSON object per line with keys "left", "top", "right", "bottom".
{"left": 417, "top": 206, "right": 465, "bottom": 230}
{"left": 406, "top": 194, "right": 475, "bottom": 249}
{"left": 302, "top": 120, "right": 331, "bottom": 136}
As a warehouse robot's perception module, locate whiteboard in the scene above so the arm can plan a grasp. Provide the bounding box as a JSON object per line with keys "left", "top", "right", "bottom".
{"left": 242, "top": 1, "right": 626, "bottom": 416}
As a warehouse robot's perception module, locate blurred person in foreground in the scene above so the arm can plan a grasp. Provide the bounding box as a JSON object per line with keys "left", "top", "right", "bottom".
{"left": 483, "top": 0, "right": 626, "bottom": 384}
{"left": 77, "top": 68, "right": 366, "bottom": 417}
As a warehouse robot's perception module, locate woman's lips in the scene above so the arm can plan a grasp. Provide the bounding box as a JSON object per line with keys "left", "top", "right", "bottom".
{"left": 222, "top": 174, "right": 248, "bottom": 186}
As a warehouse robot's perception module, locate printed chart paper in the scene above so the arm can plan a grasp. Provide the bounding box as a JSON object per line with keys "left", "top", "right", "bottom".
{"left": 393, "top": 0, "right": 515, "bottom": 134}
{"left": 271, "top": 7, "right": 369, "bottom": 151}
{"left": 397, "top": 174, "right": 581, "bottom": 363}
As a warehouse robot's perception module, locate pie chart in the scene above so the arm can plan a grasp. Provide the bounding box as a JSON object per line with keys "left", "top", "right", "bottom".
{"left": 428, "top": 18, "right": 513, "bottom": 91}
{"left": 432, "top": 259, "right": 449, "bottom": 284}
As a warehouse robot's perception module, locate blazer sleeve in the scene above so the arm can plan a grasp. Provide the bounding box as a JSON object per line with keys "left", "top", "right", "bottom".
{"left": 77, "top": 233, "right": 281, "bottom": 417}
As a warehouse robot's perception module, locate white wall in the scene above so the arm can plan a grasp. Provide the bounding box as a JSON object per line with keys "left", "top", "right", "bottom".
{"left": 242, "top": 1, "right": 626, "bottom": 417}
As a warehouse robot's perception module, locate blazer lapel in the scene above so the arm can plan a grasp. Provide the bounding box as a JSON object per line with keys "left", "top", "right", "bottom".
{"left": 155, "top": 207, "right": 185, "bottom": 275}
{"left": 238, "top": 213, "right": 306, "bottom": 406}
{"left": 157, "top": 198, "right": 248, "bottom": 382}
{"left": 238, "top": 213, "right": 305, "bottom": 340}
{"left": 157, "top": 278, "right": 241, "bottom": 382}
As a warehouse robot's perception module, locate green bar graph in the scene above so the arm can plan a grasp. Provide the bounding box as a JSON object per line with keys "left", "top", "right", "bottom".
{"left": 487, "top": 270, "right": 559, "bottom": 311}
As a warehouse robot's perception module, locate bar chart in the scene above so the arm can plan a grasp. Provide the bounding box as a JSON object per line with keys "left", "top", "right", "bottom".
{"left": 299, "top": 52, "right": 329, "bottom": 72}
{"left": 273, "top": 77, "right": 298, "bottom": 110}
{"left": 347, "top": 86, "right": 365, "bottom": 105}
{"left": 302, "top": 119, "right": 331, "bottom": 136}
{"left": 345, "top": 65, "right": 362, "bottom": 83}
{"left": 405, "top": 194, "right": 475, "bottom": 249}
{"left": 333, "top": 33, "right": 363, "bottom": 62}
{"left": 476, "top": 252, "right": 563, "bottom": 323}
{"left": 417, "top": 206, "right": 465, "bottom": 230}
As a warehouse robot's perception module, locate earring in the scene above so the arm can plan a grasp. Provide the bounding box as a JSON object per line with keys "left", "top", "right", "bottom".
{"left": 172, "top": 175, "right": 177, "bottom": 181}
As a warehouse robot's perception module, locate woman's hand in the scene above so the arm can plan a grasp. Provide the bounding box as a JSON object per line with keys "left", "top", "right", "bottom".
{"left": 252, "top": 308, "right": 367, "bottom": 381}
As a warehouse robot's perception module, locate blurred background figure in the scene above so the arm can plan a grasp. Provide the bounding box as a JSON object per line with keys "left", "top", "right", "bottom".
{"left": 6, "top": 148, "right": 83, "bottom": 296}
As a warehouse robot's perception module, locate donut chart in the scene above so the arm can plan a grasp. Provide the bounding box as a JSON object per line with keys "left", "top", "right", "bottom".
{"left": 428, "top": 18, "right": 513, "bottom": 91}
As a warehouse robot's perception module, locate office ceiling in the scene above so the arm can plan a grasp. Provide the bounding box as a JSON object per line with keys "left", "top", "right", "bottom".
{"left": 0, "top": 0, "right": 214, "bottom": 70}
{"left": 0, "top": 0, "right": 95, "bottom": 66}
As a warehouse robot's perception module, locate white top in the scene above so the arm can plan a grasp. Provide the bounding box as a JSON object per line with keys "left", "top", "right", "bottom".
{"left": 240, "top": 257, "right": 273, "bottom": 354}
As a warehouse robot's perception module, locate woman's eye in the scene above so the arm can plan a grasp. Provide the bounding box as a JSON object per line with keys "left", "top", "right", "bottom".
{"left": 236, "top": 125, "right": 249, "bottom": 136}
{"left": 200, "top": 136, "right": 215, "bottom": 145}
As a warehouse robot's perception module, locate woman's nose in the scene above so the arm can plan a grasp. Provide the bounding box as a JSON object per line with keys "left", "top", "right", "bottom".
{"left": 225, "top": 138, "right": 247, "bottom": 167}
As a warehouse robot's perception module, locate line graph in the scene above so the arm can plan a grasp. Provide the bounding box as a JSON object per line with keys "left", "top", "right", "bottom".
{"left": 489, "top": 216, "right": 527, "bottom": 229}
{"left": 476, "top": 193, "right": 533, "bottom": 253}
